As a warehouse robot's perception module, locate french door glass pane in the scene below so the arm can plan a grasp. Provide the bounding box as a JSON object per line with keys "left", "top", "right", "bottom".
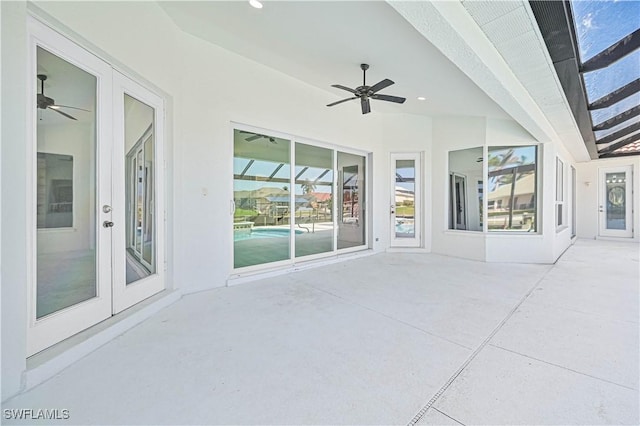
{"left": 124, "top": 94, "right": 155, "bottom": 284}
{"left": 36, "top": 47, "right": 97, "bottom": 318}
{"left": 605, "top": 172, "right": 626, "bottom": 230}
{"left": 395, "top": 159, "right": 415, "bottom": 238}
{"left": 295, "top": 143, "right": 334, "bottom": 257}
{"left": 337, "top": 151, "right": 365, "bottom": 249}
{"left": 234, "top": 130, "right": 291, "bottom": 268}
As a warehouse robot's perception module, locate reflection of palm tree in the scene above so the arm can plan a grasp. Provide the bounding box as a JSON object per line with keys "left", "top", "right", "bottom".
{"left": 301, "top": 180, "right": 316, "bottom": 195}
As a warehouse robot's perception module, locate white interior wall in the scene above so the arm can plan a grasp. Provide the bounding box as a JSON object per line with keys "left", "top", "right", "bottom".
{"left": 576, "top": 156, "right": 640, "bottom": 242}
{"left": 36, "top": 122, "right": 94, "bottom": 253}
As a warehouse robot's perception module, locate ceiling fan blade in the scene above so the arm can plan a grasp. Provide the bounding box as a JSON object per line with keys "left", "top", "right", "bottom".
{"left": 368, "top": 78, "right": 394, "bottom": 94}
{"left": 245, "top": 135, "right": 262, "bottom": 142}
{"left": 51, "top": 104, "right": 91, "bottom": 112}
{"left": 49, "top": 107, "right": 77, "bottom": 120}
{"left": 361, "top": 98, "right": 371, "bottom": 114}
{"left": 371, "top": 94, "right": 406, "bottom": 104}
{"left": 327, "top": 97, "right": 357, "bottom": 107}
{"left": 331, "top": 84, "right": 356, "bottom": 94}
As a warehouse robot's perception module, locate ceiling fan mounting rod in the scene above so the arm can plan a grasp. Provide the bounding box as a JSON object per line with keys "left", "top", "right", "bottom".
{"left": 361, "top": 63, "right": 369, "bottom": 87}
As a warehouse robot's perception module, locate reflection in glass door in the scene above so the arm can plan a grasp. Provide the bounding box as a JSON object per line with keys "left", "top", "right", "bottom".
{"left": 450, "top": 174, "right": 467, "bottom": 230}
{"left": 599, "top": 166, "right": 633, "bottom": 238}
{"left": 124, "top": 94, "right": 155, "bottom": 284}
{"left": 112, "top": 72, "right": 165, "bottom": 314}
{"left": 390, "top": 153, "right": 421, "bottom": 248}
{"left": 295, "top": 143, "right": 334, "bottom": 257}
{"left": 338, "top": 152, "right": 366, "bottom": 249}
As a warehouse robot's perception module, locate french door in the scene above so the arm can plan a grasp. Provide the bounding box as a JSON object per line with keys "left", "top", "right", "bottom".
{"left": 27, "top": 18, "right": 164, "bottom": 355}
{"left": 390, "top": 153, "right": 422, "bottom": 248}
{"left": 599, "top": 166, "right": 633, "bottom": 238}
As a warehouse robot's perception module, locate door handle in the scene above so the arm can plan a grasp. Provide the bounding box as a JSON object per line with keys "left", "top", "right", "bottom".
{"left": 390, "top": 205, "right": 396, "bottom": 215}
{"left": 103, "top": 221, "right": 114, "bottom": 228}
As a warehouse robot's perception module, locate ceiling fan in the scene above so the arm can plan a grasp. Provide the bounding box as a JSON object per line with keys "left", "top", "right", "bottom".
{"left": 241, "top": 131, "right": 277, "bottom": 144}
{"left": 327, "top": 64, "right": 406, "bottom": 115}
{"left": 37, "top": 74, "right": 90, "bottom": 121}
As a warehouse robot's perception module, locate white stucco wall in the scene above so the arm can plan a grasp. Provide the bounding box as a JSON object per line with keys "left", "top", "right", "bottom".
{"left": 1, "top": 0, "right": 28, "bottom": 402}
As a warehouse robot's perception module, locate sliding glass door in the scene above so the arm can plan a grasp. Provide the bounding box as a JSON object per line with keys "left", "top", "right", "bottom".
{"left": 233, "top": 130, "right": 291, "bottom": 268}
{"left": 233, "top": 128, "right": 367, "bottom": 270}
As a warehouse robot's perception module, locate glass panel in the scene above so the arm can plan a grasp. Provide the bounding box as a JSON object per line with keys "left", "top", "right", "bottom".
{"left": 294, "top": 143, "right": 334, "bottom": 257}
{"left": 337, "top": 152, "right": 365, "bottom": 249}
{"left": 448, "top": 148, "right": 483, "bottom": 231}
{"left": 395, "top": 159, "right": 415, "bottom": 238}
{"left": 605, "top": 172, "right": 626, "bottom": 230}
{"left": 234, "top": 130, "right": 291, "bottom": 268}
{"left": 571, "top": 1, "right": 640, "bottom": 62}
{"left": 582, "top": 49, "right": 639, "bottom": 104}
{"left": 124, "top": 94, "right": 155, "bottom": 284}
{"left": 36, "top": 47, "right": 97, "bottom": 318}
{"left": 591, "top": 93, "right": 640, "bottom": 126}
{"left": 594, "top": 115, "right": 640, "bottom": 140}
{"left": 487, "top": 146, "right": 537, "bottom": 232}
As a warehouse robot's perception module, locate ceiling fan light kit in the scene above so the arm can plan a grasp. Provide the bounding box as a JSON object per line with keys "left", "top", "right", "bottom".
{"left": 327, "top": 63, "right": 406, "bottom": 115}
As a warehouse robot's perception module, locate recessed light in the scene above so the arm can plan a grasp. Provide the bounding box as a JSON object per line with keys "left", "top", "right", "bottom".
{"left": 417, "top": 96, "right": 426, "bottom": 101}
{"left": 249, "top": 0, "right": 263, "bottom": 9}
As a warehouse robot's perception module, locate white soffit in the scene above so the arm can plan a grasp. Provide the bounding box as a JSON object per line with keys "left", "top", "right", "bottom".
{"left": 158, "top": 1, "right": 510, "bottom": 119}
{"left": 461, "top": 0, "right": 591, "bottom": 162}
{"left": 390, "top": 0, "right": 589, "bottom": 162}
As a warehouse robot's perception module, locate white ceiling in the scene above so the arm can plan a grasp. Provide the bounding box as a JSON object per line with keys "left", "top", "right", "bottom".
{"left": 159, "top": 1, "right": 511, "bottom": 119}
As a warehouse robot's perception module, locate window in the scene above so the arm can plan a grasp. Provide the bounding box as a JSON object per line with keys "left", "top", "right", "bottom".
{"left": 556, "top": 158, "right": 565, "bottom": 228}
{"left": 487, "top": 146, "right": 538, "bottom": 232}
{"left": 448, "top": 147, "right": 483, "bottom": 232}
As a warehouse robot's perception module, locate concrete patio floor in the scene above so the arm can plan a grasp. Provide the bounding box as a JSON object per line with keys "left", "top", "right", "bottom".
{"left": 3, "top": 239, "right": 639, "bottom": 425}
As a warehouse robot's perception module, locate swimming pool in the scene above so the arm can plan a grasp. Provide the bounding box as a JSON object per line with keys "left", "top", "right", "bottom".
{"left": 234, "top": 228, "right": 303, "bottom": 241}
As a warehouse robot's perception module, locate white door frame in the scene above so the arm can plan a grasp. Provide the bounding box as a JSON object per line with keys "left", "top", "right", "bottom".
{"left": 390, "top": 152, "right": 422, "bottom": 248}
{"left": 598, "top": 165, "right": 633, "bottom": 238}
{"left": 27, "top": 17, "right": 113, "bottom": 356}
{"left": 112, "top": 72, "right": 165, "bottom": 314}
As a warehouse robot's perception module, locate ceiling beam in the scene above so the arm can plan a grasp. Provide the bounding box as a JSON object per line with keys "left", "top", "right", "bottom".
{"left": 597, "top": 133, "right": 640, "bottom": 155}
{"left": 589, "top": 78, "right": 640, "bottom": 110}
{"left": 592, "top": 105, "right": 640, "bottom": 131}
{"left": 580, "top": 28, "right": 640, "bottom": 73}
{"left": 595, "top": 121, "right": 640, "bottom": 145}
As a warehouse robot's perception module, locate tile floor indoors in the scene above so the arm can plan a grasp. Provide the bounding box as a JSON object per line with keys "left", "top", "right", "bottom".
{"left": 3, "top": 239, "right": 639, "bottom": 425}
